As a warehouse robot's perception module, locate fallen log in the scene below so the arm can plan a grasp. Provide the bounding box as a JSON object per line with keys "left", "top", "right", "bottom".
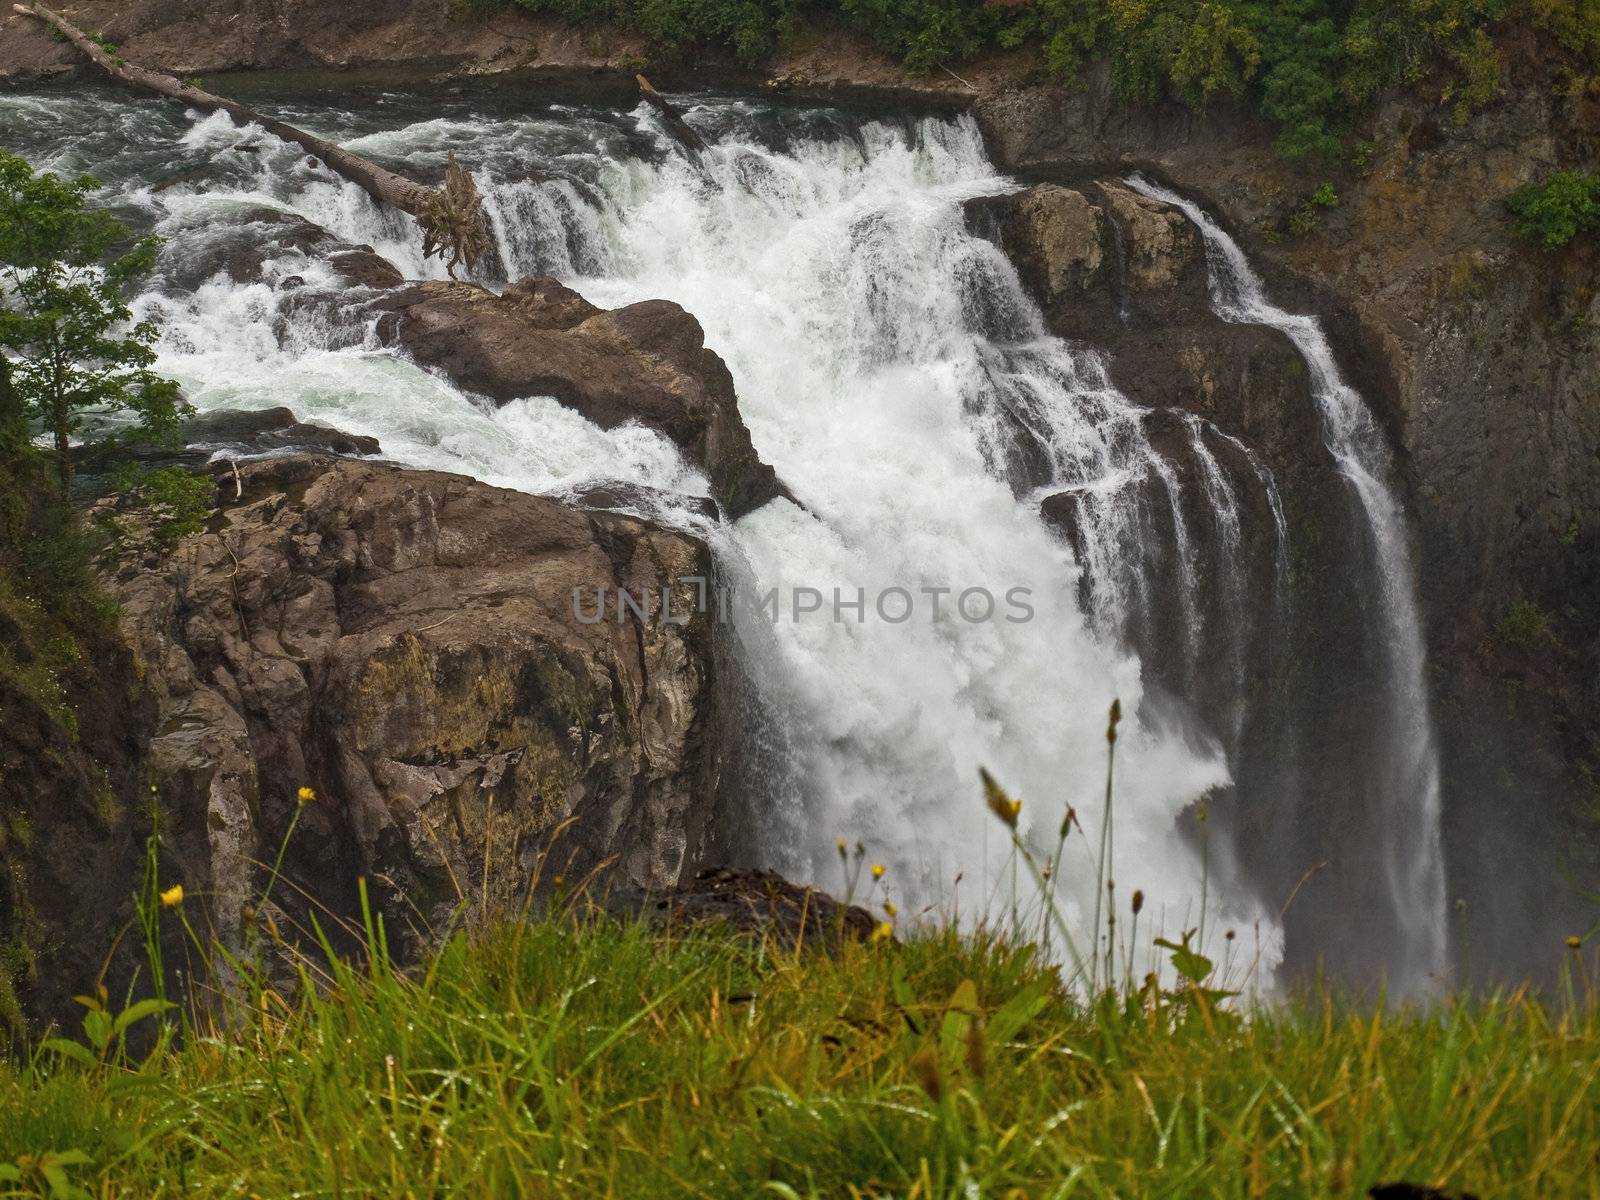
{"left": 14, "top": 2, "right": 487, "bottom": 277}
{"left": 636, "top": 74, "right": 708, "bottom": 155}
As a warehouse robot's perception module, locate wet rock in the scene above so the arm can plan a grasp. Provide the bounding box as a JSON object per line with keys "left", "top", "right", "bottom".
{"left": 562, "top": 479, "right": 720, "bottom": 523}
{"left": 966, "top": 180, "right": 1206, "bottom": 340}
{"left": 606, "top": 866, "right": 879, "bottom": 952}
{"left": 184, "top": 406, "right": 383, "bottom": 457}
{"left": 156, "top": 205, "right": 404, "bottom": 292}
{"left": 965, "top": 184, "right": 1104, "bottom": 301}
{"left": 327, "top": 248, "right": 404, "bottom": 290}
{"left": 72, "top": 406, "right": 381, "bottom": 486}
{"left": 106, "top": 455, "right": 734, "bottom": 963}
{"left": 502, "top": 275, "right": 603, "bottom": 330}
{"left": 1096, "top": 181, "right": 1203, "bottom": 293}
{"left": 377, "top": 278, "right": 788, "bottom": 518}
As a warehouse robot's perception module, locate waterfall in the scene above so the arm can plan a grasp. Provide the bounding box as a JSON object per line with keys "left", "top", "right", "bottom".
{"left": 1126, "top": 176, "right": 1448, "bottom": 992}
{"left": 0, "top": 88, "right": 1288, "bottom": 978}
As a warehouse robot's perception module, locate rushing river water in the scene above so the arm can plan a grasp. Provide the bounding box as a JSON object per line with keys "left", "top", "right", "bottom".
{"left": 0, "top": 83, "right": 1450, "bottom": 989}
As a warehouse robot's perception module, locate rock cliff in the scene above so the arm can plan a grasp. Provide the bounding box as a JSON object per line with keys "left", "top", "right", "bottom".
{"left": 971, "top": 60, "right": 1600, "bottom": 981}
{"left": 0, "top": 452, "right": 738, "bottom": 1028}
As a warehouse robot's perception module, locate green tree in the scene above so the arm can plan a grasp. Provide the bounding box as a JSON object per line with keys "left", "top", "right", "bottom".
{"left": 0, "top": 149, "right": 185, "bottom": 494}
{"left": 1506, "top": 170, "right": 1600, "bottom": 249}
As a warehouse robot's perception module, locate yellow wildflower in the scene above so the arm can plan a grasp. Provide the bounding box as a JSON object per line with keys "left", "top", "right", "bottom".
{"left": 297, "top": 785, "right": 316, "bottom": 805}
{"left": 870, "top": 922, "right": 893, "bottom": 944}
{"left": 159, "top": 884, "right": 184, "bottom": 908}
{"left": 883, "top": 901, "right": 897, "bottom": 918}
{"left": 871, "top": 863, "right": 886, "bottom": 881}
{"left": 1568, "top": 935, "right": 1583, "bottom": 950}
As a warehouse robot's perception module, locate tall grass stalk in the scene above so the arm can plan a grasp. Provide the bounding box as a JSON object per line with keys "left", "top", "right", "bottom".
{"left": 1089, "top": 698, "right": 1120, "bottom": 992}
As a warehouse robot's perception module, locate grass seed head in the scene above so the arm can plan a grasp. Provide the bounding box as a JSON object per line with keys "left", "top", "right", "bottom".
{"left": 980, "top": 768, "right": 1022, "bottom": 829}
{"left": 910, "top": 1045, "right": 943, "bottom": 1102}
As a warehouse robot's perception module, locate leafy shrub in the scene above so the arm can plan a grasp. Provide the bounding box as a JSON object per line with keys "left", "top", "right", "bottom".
{"left": 1496, "top": 597, "right": 1554, "bottom": 644}
{"left": 1506, "top": 170, "right": 1600, "bottom": 248}
{"left": 107, "top": 465, "right": 214, "bottom": 551}
{"left": 507, "top": 0, "right": 802, "bottom": 63}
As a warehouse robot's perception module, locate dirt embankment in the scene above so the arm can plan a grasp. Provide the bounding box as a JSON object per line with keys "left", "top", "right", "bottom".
{"left": 0, "top": 0, "right": 1018, "bottom": 98}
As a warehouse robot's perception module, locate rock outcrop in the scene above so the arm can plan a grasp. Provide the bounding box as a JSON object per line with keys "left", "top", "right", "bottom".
{"left": 607, "top": 866, "right": 879, "bottom": 952}
{"left": 104, "top": 454, "right": 734, "bottom": 966}
{"left": 377, "top": 277, "right": 788, "bottom": 518}
{"left": 157, "top": 204, "right": 403, "bottom": 294}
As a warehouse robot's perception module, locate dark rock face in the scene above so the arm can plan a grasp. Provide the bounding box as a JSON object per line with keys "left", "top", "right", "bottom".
{"left": 606, "top": 866, "right": 879, "bottom": 952}
{"left": 969, "top": 179, "right": 1435, "bottom": 983}
{"left": 973, "top": 69, "right": 1600, "bottom": 980}
{"left": 377, "top": 277, "right": 788, "bottom": 518}
{"left": 0, "top": 581, "right": 154, "bottom": 1040}
{"left": 104, "top": 455, "right": 735, "bottom": 969}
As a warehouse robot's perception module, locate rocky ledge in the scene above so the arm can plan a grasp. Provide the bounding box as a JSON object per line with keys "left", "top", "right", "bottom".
{"left": 104, "top": 454, "right": 735, "bottom": 968}
{"left": 376, "top": 277, "right": 788, "bottom": 518}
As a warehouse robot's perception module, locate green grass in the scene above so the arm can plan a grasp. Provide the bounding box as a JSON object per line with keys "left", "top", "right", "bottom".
{"left": 1, "top": 906, "right": 1597, "bottom": 1198}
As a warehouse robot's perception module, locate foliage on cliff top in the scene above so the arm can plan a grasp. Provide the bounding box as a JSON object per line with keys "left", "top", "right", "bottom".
{"left": 496, "top": 0, "right": 1600, "bottom": 157}
{"left": 2, "top": 907, "right": 1597, "bottom": 1197}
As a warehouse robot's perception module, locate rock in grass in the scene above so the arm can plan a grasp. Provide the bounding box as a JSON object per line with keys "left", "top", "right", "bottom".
{"left": 606, "top": 866, "right": 879, "bottom": 953}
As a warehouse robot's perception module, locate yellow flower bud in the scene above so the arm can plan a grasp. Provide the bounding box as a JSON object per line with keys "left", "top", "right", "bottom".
{"left": 159, "top": 884, "right": 184, "bottom": 908}
{"left": 870, "top": 922, "right": 893, "bottom": 944}
{"left": 871, "top": 863, "right": 886, "bottom": 880}
{"left": 297, "top": 786, "right": 316, "bottom": 805}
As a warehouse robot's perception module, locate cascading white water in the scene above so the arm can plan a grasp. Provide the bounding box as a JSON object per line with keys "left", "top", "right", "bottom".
{"left": 1, "top": 89, "right": 1287, "bottom": 978}
{"left": 1126, "top": 176, "right": 1448, "bottom": 991}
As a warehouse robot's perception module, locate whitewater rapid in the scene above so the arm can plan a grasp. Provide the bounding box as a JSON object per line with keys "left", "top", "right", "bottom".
{"left": 2, "top": 87, "right": 1287, "bottom": 979}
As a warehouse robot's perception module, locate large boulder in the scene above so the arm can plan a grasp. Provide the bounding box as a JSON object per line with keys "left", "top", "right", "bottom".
{"left": 376, "top": 277, "right": 788, "bottom": 519}
{"left": 966, "top": 180, "right": 1207, "bottom": 345}
{"left": 106, "top": 455, "right": 735, "bottom": 962}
